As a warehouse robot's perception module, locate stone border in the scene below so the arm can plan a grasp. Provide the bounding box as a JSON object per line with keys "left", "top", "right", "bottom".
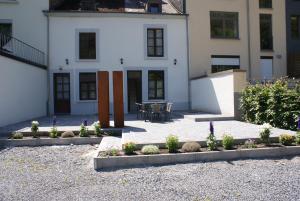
{"left": 94, "top": 146, "right": 300, "bottom": 170}
{"left": 0, "top": 137, "right": 103, "bottom": 147}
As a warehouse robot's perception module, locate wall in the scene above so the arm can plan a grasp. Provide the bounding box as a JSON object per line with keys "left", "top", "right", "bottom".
{"left": 48, "top": 13, "right": 189, "bottom": 115}
{"left": 187, "top": 0, "right": 287, "bottom": 80}
{"left": 191, "top": 70, "right": 246, "bottom": 117}
{"left": 0, "top": 0, "right": 48, "bottom": 54}
{"left": 0, "top": 55, "right": 47, "bottom": 127}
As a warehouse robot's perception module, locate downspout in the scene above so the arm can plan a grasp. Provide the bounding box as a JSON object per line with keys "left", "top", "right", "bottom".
{"left": 246, "top": 0, "right": 252, "bottom": 80}
{"left": 185, "top": 9, "right": 191, "bottom": 110}
{"left": 46, "top": 12, "right": 50, "bottom": 116}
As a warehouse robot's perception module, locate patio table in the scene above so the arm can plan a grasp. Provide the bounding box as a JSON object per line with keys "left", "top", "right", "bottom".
{"left": 141, "top": 101, "right": 167, "bottom": 122}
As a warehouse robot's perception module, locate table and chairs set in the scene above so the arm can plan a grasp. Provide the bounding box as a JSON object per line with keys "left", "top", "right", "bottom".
{"left": 135, "top": 101, "right": 173, "bottom": 122}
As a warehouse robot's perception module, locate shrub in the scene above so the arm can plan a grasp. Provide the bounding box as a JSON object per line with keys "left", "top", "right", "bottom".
{"left": 166, "top": 135, "right": 179, "bottom": 153}
{"left": 61, "top": 131, "right": 75, "bottom": 138}
{"left": 49, "top": 127, "right": 58, "bottom": 138}
{"left": 104, "top": 148, "right": 119, "bottom": 157}
{"left": 31, "top": 121, "right": 39, "bottom": 138}
{"left": 206, "top": 133, "right": 217, "bottom": 151}
{"left": 259, "top": 123, "right": 272, "bottom": 144}
{"left": 222, "top": 134, "right": 234, "bottom": 150}
{"left": 123, "top": 142, "right": 136, "bottom": 155}
{"left": 12, "top": 132, "right": 23, "bottom": 139}
{"left": 296, "top": 131, "right": 300, "bottom": 145}
{"left": 79, "top": 124, "right": 89, "bottom": 137}
{"left": 244, "top": 139, "right": 257, "bottom": 149}
{"left": 181, "top": 142, "right": 201, "bottom": 153}
{"left": 141, "top": 145, "right": 160, "bottom": 155}
{"left": 240, "top": 80, "right": 300, "bottom": 131}
{"left": 92, "top": 121, "right": 102, "bottom": 137}
{"left": 279, "top": 134, "right": 295, "bottom": 146}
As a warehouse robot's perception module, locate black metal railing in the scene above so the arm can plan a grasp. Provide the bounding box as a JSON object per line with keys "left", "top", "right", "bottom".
{"left": 0, "top": 33, "right": 45, "bottom": 66}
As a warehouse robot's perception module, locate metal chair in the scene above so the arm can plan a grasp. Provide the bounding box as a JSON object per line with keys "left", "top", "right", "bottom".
{"left": 150, "top": 104, "right": 162, "bottom": 122}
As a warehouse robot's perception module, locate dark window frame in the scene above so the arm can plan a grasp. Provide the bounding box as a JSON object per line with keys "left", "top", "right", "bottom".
{"left": 147, "top": 28, "right": 164, "bottom": 57}
{"left": 211, "top": 55, "right": 240, "bottom": 73}
{"left": 210, "top": 11, "right": 239, "bottom": 39}
{"left": 148, "top": 70, "right": 165, "bottom": 100}
{"left": 259, "top": 0, "right": 272, "bottom": 9}
{"left": 0, "top": 22, "right": 12, "bottom": 36}
{"left": 260, "top": 14, "right": 273, "bottom": 50}
{"left": 291, "top": 15, "right": 300, "bottom": 39}
{"left": 79, "top": 32, "right": 96, "bottom": 60}
{"left": 79, "top": 72, "right": 97, "bottom": 101}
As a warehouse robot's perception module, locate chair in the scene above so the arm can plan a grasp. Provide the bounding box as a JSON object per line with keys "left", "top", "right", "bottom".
{"left": 135, "top": 103, "right": 146, "bottom": 120}
{"left": 150, "top": 104, "right": 162, "bottom": 122}
{"left": 164, "top": 103, "right": 173, "bottom": 121}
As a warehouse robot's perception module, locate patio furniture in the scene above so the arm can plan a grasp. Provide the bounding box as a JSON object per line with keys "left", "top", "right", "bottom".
{"left": 135, "top": 103, "right": 148, "bottom": 120}
{"left": 150, "top": 104, "right": 162, "bottom": 122}
{"left": 164, "top": 103, "right": 173, "bottom": 121}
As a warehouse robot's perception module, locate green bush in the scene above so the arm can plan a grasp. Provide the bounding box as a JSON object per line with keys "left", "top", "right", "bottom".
{"left": 279, "top": 134, "right": 295, "bottom": 146}
{"left": 166, "top": 135, "right": 179, "bottom": 153}
{"left": 92, "top": 121, "right": 102, "bottom": 137}
{"left": 123, "top": 142, "right": 136, "bottom": 155}
{"left": 206, "top": 133, "right": 217, "bottom": 151}
{"left": 49, "top": 127, "right": 58, "bottom": 138}
{"left": 181, "top": 142, "right": 201, "bottom": 153}
{"left": 240, "top": 80, "right": 300, "bottom": 131}
{"left": 61, "top": 131, "right": 75, "bottom": 138}
{"left": 296, "top": 131, "right": 300, "bottom": 145}
{"left": 12, "top": 132, "right": 23, "bottom": 139}
{"left": 79, "top": 124, "right": 89, "bottom": 137}
{"left": 104, "top": 148, "right": 119, "bottom": 157}
{"left": 244, "top": 139, "right": 257, "bottom": 149}
{"left": 141, "top": 145, "right": 160, "bottom": 155}
{"left": 222, "top": 134, "right": 234, "bottom": 150}
{"left": 259, "top": 123, "right": 272, "bottom": 144}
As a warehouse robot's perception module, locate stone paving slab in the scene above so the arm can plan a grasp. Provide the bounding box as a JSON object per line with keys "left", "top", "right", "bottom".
{"left": 97, "top": 137, "right": 122, "bottom": 152}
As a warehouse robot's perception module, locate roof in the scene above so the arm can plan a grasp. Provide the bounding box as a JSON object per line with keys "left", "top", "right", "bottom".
{"left": 49, "top": 0, "right": 183, "bottom": 14}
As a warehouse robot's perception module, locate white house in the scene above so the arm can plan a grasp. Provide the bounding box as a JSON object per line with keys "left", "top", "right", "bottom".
{"left": 46, "top": 0, "right": 189, "bottom": 115}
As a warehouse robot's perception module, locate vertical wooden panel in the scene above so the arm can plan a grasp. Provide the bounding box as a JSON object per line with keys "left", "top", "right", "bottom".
{"left": 113, "top": 71, "right": 124, "bottom": 128}
{"left": 98, "top": 71, "right": 110, "bottom": 128}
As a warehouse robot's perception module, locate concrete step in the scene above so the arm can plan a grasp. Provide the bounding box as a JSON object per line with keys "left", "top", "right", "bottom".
{"left": 178, "top": 112, "right": 235, "bottom": 122}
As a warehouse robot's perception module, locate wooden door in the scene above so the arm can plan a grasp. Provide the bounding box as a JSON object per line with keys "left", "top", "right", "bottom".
{"left": 54, "top": 73, "right": 71, "bottom": 114}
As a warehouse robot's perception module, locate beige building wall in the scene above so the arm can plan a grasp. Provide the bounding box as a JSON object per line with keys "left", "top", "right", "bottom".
{"left": 187, "top": 0, "right": 287, "bottom": 80}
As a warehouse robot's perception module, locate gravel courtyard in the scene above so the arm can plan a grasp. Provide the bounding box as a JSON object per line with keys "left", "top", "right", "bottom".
{"left": 0, "top": 145, "right": 300, "bottom": 201}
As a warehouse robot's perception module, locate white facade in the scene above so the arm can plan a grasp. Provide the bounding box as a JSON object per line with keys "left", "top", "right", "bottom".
{"left": 48, "top": 13, "right": 189, "bottom": 115}
{"left": 0, "top": 55, "right": 47, "bottom": 127}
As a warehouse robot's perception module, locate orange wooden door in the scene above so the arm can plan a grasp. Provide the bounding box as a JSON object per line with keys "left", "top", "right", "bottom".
{"left": 113, "top": 71, "right": 124, "bottom": 128}
{"left": 98, "top": 71, "right": 110, "bottom": 128}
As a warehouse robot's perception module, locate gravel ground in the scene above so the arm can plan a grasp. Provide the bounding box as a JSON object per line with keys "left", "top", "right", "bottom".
{"left": 0, "top": 145, "right": 299, "bottom": 201}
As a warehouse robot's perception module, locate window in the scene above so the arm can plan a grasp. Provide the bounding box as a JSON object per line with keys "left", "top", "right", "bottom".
{"left": 210, "top": 11, "right": 239, "bottom": 39}
{"left": 211, "top": 56, "right": 240, "bottom": 73}
{"left": 147, "top": 28, "right": 164, "bottom": 57}
{"left": 79, "top": 73, "right": 96, "bottom": 100}
{"left": 148, "top": 71, "right": 165, "bottom": 100}
{"left": 259, "top": 0, "right": 272, "bottom": 8}
{"left": 260, "top": 14, "right": 273, "bottom": 50}
{"left": 79, "top": 32, "right": 96, "bottom": 60}
{"left": 291, "top": 16, "right": 300, "bottom": 39}
{"left": 0, "top": 22, "right": 12, "bottom": 36}
{"left": 148, "top": 3, "right": 161, "bottom": 13}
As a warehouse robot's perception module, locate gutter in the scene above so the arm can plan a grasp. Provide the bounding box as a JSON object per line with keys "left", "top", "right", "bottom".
{"left": 246, "top": 0, "right": 252, "bottom": 80}
{"left": 185, "top": 13, "right": 191, "bottom": 110}
{"left": 46, "top": 14, "right": 50, "bottom": 116}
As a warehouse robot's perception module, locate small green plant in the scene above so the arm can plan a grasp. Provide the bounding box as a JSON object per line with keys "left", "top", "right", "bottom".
{"left": 244, "top": 139, "right": 257, "bottom": 149}
{"left": 279, "top": 134, "right": 295, "bottom": 146}
{"left": 61, "top": 131, "right": 75, "bottom": 138}
{"left": 49, "top": 127, "right": 58, "bottom": 138}
{"left": 92, "top": 121, "right": 102, "bottom": 137}
{"left": 222, "top": 134, "right": 234, "bottom": 150}
{"left": 12, "top": 132, "right": 23, "bottom": 139}
{"left": 31, "top": 121, "right": 39, "bottom": 138}
{"left": 79, "top": 124, "right": 89, "bottom": 137}
{"left": 259, "top": 123, "right": 272, "bottom": 144}
{"left": 166, "top": 135, "right": 179, "bottom": 153}
{"left": 104, "top": 148, "right": 119, "bottom": 157}
{"left": 181, "top": 142, "right": 201, "bottom": 153}
{"left": 123, "top": 142, "right": 136, "bottom": 155}
{"left": 206, "top": 133, "right": 217, "bottom": 151}
{"left": 141, "top": 145, "right": 160, "bottom": 155}
{"left": 296, "top": 131, "right": 300, "bottom": 144}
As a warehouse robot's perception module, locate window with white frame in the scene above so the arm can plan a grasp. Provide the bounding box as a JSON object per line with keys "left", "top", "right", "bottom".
{"left": 148, "top": 70, "right": 165, "bottom": 100}
{"left": 76, "top": 29, "right": 98, "bottom": 61}
{"left": 211, "top": 55, "right": 240, "bottom": 73}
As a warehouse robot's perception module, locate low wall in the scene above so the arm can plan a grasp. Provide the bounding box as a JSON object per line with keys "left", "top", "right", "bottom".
{"left": 0, "top": 55, "right": 47, "bottom": 127}
{"left": 191, "top": 70, "right": 247, "bottom": 118}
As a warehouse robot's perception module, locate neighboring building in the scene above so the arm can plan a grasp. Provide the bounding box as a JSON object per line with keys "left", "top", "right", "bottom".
{"left": 46, "top": 0, "right": 189, "bottom": 115}
{"left": 187, "top": 0, "right": 287, "bottom": 80}
{"left": 286, "top": 0, "right": 300, "bottom": 78}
